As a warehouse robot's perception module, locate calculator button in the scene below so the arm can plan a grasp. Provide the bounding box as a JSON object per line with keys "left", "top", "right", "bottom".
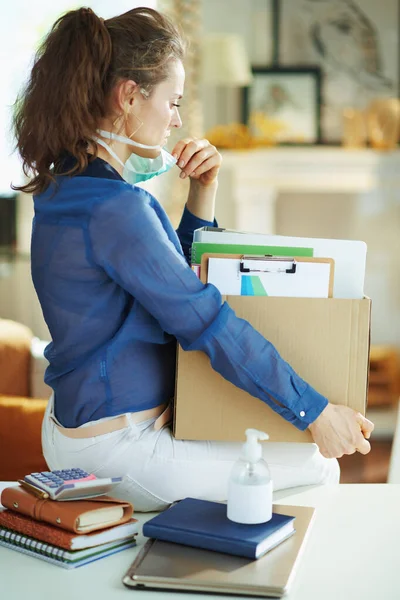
{"left": 66, "top": 474, "right": 97, "bottom": 484}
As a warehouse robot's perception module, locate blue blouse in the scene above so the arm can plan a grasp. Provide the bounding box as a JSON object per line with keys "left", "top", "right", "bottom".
{"left": 31, "top": 157, "right": 327, "bottom": 428}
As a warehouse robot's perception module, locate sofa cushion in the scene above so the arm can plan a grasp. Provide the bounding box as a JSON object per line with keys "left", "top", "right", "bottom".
{"left": 0, "top": 396, "right": 48, "bottom": 481}
{"left": 0, "top": 319, "right": 33, "bottom": 397}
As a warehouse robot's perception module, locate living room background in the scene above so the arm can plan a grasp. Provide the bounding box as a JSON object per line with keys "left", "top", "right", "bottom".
{"left": 0, "top": 0, "right": 399, "bottom": 485}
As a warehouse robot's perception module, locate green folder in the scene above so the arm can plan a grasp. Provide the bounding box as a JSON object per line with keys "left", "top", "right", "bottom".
{"left": 190, "top": 242, "right": 314, "bottom": 265}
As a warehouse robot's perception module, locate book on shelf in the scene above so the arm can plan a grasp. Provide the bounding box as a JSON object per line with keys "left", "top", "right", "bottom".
{"left": 0, "top": 508, "right": 139, "bottom": 550}
{"left": 143, "top": 497, "right": 295, "bottom": 560}
{"left": 0, "top": 485, "right": 133, "bottom": 533}
{"left": 0, "top": 525, "right": 136, "bottom": 569}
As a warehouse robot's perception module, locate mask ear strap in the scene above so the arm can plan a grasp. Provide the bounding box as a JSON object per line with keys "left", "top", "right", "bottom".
{"left": 97, "top": 129, "right": 161, "bottom": 150}
{"left": 94, "top": 137, "right": 125, "bottom": 168}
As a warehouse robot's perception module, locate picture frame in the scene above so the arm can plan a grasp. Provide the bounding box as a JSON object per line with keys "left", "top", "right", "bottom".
{"left": 242, "top": 67, "right": 322, "bottom": 145}
{"left": 276, "top": 0, "right": 400, "bottom": 143}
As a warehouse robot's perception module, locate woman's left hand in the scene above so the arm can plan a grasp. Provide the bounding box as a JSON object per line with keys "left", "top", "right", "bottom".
{"left": 171, "top": 138, "right": 222, "bottom": 187}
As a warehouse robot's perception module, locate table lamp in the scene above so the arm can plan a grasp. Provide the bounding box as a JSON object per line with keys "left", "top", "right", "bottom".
{"left": 201, "top": 34, "right": 253, "bottom": 126}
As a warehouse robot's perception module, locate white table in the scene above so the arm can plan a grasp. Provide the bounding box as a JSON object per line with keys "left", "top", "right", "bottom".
{"left": 1, "top": 483, "right": 399, "bottom": 600}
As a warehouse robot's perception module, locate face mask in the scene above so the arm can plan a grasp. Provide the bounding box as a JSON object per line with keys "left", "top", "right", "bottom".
{"left": 94, "top": 129, "right": 177, "bottom": 184}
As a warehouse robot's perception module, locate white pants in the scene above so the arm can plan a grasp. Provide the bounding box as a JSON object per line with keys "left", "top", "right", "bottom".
{"left": 42, "top": 396, "right": 340, "bottom": 512}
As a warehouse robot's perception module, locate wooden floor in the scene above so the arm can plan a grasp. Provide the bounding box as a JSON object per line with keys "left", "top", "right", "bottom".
{"left": 338, "top": 440, "right": 393, "bottom": 483}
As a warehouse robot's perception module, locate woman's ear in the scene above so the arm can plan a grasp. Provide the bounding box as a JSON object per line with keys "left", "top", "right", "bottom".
{"left": 115, "top": 79, "right": 138, "bottom": 112}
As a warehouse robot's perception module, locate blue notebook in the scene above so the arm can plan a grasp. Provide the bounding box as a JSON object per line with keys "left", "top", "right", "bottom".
{"left": 142, "top": 498, "right": 295, "bottom": 560}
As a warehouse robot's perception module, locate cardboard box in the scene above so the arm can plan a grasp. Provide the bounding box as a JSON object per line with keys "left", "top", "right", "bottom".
{"left": 174, "top": 296, "right": 371, "bottom": 443}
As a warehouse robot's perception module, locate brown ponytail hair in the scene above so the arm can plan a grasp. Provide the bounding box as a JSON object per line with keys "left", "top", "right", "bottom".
{"left": 12, "top": 7, "right": 185, "bottom": 194}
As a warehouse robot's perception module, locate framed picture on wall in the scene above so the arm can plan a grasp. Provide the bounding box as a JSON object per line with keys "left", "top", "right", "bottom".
{"left": 242, "top": 67, "right": 322, "bottom": 144}
{"left": 277, "top": 0, "right": 400, "bottom": 143}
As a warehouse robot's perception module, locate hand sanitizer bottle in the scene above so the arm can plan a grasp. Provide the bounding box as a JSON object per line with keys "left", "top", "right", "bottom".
{"left": 227, "top": 428, "right": 272, "bottom": 524}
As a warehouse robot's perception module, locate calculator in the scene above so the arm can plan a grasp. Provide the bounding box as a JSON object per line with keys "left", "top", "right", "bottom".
{"left": 23, "top": 469, "right": 124, "bottom": 501}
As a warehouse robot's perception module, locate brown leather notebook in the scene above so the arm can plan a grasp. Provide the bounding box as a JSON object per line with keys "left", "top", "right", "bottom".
{"left": 0, "top": 508, "right": 138, "bottom": 550}
{"left": 1, "top": 486, "right": 133, "bottom": 534}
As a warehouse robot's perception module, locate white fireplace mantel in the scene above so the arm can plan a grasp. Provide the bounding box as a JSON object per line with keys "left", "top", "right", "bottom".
{"left": 216, "top": 147, "right": 400, "bottom": 233}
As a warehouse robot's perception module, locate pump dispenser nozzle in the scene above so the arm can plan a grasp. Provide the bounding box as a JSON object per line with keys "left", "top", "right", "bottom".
{"left": 242, "top": 429, "right": 269, "bottom": 463}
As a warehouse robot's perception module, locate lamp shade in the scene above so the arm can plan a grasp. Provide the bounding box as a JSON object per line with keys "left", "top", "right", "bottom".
{"left": 201, "top": 34, "right": 253, "bottom": 86}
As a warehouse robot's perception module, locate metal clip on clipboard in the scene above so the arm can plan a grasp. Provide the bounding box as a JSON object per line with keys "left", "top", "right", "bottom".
{"left": 240, "top": 255, "right": 297, "bottom": 274}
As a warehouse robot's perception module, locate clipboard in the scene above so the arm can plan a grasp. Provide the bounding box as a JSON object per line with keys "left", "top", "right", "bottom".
{"left": 201, "top": 253, "right": 335, "bottom": 298}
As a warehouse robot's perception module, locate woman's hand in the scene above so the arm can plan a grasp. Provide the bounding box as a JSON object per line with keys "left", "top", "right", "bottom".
{"left": 171, "top": 138, "right": 222, "bottom": 186}
{"left": 308, "top": 403, "right": 374, "bottom": 458}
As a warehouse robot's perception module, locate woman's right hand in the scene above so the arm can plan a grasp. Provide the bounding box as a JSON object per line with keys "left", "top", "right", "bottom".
{"left": 308, "top": 403, "right": 374, "bottom": 458}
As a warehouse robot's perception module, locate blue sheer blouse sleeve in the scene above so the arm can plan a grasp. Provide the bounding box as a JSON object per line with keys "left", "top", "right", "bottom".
{"left": 176, "top": 204, "right": 218, "bottom": 264}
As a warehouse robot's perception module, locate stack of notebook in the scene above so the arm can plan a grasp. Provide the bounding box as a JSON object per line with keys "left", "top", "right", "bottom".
{"left": 124, "top": 498, "right": 316, "bottom": 598}
{"left": 0, "top": 485, "right": 139, "bottom": 569}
